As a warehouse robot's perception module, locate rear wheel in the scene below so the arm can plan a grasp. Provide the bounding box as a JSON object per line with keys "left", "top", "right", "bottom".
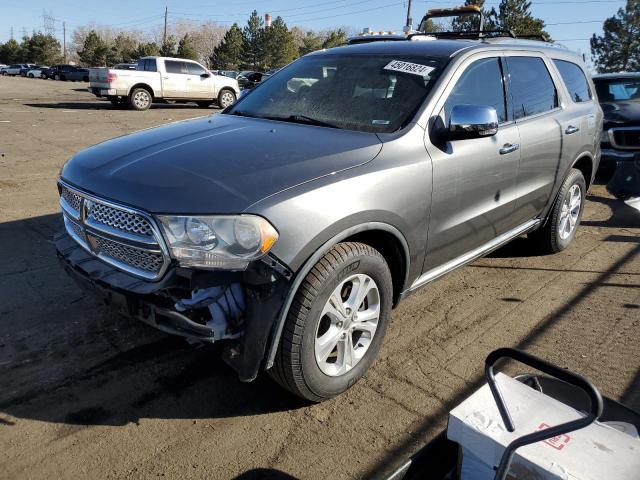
{"left": 28, "top": 73, "right": 34, "bottom": 78}
{"left": 129, "top": 88, "right": 152, "bottom": 111}
{"left": 529, "top": 168, "right": 586, "bottom": 253}
{"left": 270, "top": 242, "right": 393, "bottom": 402}
{"left": 217, "top": 88, "right": 236, "bottom": 109}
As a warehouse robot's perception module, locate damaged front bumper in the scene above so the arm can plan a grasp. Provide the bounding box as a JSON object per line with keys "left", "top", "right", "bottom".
{"left": 55, "top": 230, "right": 292, "bottom": 382}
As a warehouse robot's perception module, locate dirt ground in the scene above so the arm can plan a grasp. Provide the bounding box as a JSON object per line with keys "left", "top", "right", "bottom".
{"left": 0, "top": 76, "right": 638, "bottom": 480}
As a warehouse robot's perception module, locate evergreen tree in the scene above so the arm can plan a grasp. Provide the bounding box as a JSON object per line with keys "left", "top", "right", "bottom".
{"left": 19, "top": 34, "right": 31, "bottom": 62}
{"left": 591, "top": 0, "right": 640, "bottom": 73}
{"left": 299, "top": 31, "right": 324, "bottom": 56}
{"left": 107, "top": 33, "right": 138, "bottom": 65}
{"left": 177, "top": 33, "right": 198, "bottom": 60}
{"left": 210, "top": 24, "right": 244, "bottom": 70}
{"left": 496, "top": 0, "right": 547, "bottom": 38}
{"left": 0, "top": 38, "right": 23, "bottom": 64}
{"left": 322, "top": 29, "right": 347, "bottom": 49}
{"left": 136, "top": 42, "right": 160, "bottom": 58}
{"left": 160, "top": 35, "right": 177, "bottom": 57}
{"left": 78, "top": 30, "right": 109, "bottom": 66}
{"left": 262, "top": 17, "right": 297, "bottom": 69}
{"left": 27, "top": 32, "right": 62, "bottom": 64}
{"left": 242, "top": 10, "right": 265, "bottom": 70}
{"left": 451, "top": 0, "right": 498, "bottom": 32}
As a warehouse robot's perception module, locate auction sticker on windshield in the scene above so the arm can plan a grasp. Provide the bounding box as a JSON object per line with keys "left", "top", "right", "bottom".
{"left": 384, "top": 60, "right": 435, "bottom": 76}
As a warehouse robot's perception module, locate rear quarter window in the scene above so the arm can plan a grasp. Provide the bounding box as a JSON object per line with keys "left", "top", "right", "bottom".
{"left": 553, "top": 60, "right": 592, "bottom": 103}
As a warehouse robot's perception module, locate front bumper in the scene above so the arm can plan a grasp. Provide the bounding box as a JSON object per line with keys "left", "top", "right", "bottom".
{"left": 601, "top": 147, "right": 640, "bottom": 165}
{"left": 55, "top": 230, "right": 292, "bottom": 381}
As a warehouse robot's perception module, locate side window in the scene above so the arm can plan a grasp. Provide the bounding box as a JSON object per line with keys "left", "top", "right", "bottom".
{"left": 507, "top": 57, "right": 558, "bottom": 119}
{"left": 145, "top": 59, "right": 157, "bottom": 72}
{"left": 444, "top": 57, "right": 507, "bottom": 124}
{"left": 165, "top": 60, "right": 186, "bottom": 74}
{"left": 186, "top": 62, "right": 206, "bottom": 75}
{"left": 553, "top": 59, "right": 592, "bottom": 103}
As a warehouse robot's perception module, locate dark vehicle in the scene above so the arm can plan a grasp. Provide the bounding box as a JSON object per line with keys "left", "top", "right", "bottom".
{"left": 56, "top": 32, "right": 601, "bottom": 401}
{"left": 237, "top": 70, "right": 264, "bottom": 89}
{"left": 46, "top": 64, "right": 87, "bottom": 81}
{"left": 593, "top": 72, "right": 640, "bottom": 169}
{"left": 113, "top": 63, "right": 138, "bottom": 70}
{"left": 18, "top": 64, "right": 37, "bottom": 76}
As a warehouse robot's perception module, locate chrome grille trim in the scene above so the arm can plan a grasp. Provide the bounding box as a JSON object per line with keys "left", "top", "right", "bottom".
{"left": 608, "top": 127, "right": 640, "bottom": 150}
{"left": 58, "top": 180, "right": 170, "bottom": 281}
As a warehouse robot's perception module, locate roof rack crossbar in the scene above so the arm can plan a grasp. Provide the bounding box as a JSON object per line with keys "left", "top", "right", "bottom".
{"left": 408, "top": 29, "right": 517, "bottom": 40}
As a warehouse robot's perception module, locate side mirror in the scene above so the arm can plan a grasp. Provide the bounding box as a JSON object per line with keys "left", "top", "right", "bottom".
{"left": 448, "top": 105, "right": 499, "bottom": 140}
{"left": 201, "top": 72, "right": 211, "bottom": 78}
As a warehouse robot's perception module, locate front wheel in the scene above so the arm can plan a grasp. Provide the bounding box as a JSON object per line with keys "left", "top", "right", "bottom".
{"left": 217, "top": 88, "right": 236, "bottom": 109}
{"left": 529, "top": 168, "right": 586, "bottom": 253}
{"left": 129, "top": 88, "right": 152, "bottom": 111}
{"left": 270, "top": 242, "right": 393, "bottom": 402}
{"left": 28, "top": 73, "right": 34, "bottom": 78}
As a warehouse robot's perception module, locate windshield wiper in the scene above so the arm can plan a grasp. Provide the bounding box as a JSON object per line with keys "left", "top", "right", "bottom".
{"left": 262, "top": 114, "right": 342, "bottom": 129}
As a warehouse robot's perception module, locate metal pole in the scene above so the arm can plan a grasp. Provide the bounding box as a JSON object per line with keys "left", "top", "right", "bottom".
{"left": 63, "top": 22, "right": 66, "bottom": 62}
{"left": 405, "top": 0, "right": 413, "bottom": 29}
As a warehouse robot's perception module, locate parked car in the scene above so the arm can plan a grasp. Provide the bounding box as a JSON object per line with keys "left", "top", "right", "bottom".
{"left": 237, "top": 70, "right": 265, "bottom": 89}
{"left": 113, "top": 63, "right": 138, "bottom": 70}
{"left": 56, "top": 34, "right": 600, "bottom": 401}
{"left": 88, "top": 56, "right": 240, "bottom": 110}
{"left": 26, "top": 66, "right": 49, "bottom": 78}
{"left": 65, "top": 67, "right": 90, "bottom": 82}
{"left": 2, "top": 64, "right": 32, "bottom": 76}
{"left": 18, "top": 64, "right": 37, "bottom": 76}
{"left": 45, "top": 64, "right": 79, "bottom": 81}
{"left": 593, "top": 72, "right": 640, "bottom": 169}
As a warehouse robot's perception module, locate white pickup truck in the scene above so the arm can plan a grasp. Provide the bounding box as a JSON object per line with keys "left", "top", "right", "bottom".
{"left": 89, "top": 56, "right": 240, "bottom": 111}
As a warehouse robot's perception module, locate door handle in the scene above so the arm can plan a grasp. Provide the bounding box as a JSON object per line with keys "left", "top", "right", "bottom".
{"left": 565, "top": 125, "right": 580, "bottom": 135}
{"left": 499, "top": 143, "right": 520, "bottom": 155}
{"left": 162, "top": 76, "right": 169, "bottom": 80}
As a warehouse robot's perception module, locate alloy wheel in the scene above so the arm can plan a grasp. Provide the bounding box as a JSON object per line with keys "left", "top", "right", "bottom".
{"left": 133, "top": 90, "right": 151, "bottom": 110}
{"left": 220, "top": 91, "right": 235, "bottom": 108}
{"left": 314, "top": 274, "right": 380, "bottom": 376}
{"left": 558, "top": 184, "right": 581, "bottom": 240}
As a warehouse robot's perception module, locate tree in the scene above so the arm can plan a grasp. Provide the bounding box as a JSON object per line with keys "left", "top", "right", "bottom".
{"left": 262, "top": 17, "right": 297, "bottom": 69}
{"left": 107, "top": 33, "right": 138, "bottom": 65}
{"left": 299, "top": 31, "right": 323, "bottom": 56}
{"left": 160, "top": 34, "right": 177, "bottom": 56}
{"left": 591, "top": 0, "right": 640, "bottom": 73}
{"left": 210, "top": 23, "right": 244, "bottom": 70}
{"left": 0, "top": 38, "right": 22, "bottom": 64}
{"left": 27, "top": 32, "right": 62, "bottom": 64}
{"left": 242, "top": 10, "right": 265, "bottom": 69}
{"left": 78, "top": 30, "right": 109, "bottom": 66}
{"left": 19, "top": 34, "right": 31, "bottom": 62}
{"left": 177, "top": 33, "right": 198, "bottom": 60}
{"left": 136, "top": 42, "right": 160, "bottom": 58}
{"left": 322, "top": 28, "right": 347, "bottom": 49}
{"left": 451, "top": 0, "right": 498, "bottom": 32}
{"left": 496, "top": 0, "right": 547, "bottom": 38}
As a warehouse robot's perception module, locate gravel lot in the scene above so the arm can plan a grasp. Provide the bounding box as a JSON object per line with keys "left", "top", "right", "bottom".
{"left": 0, "top": 76, "right": 638, "bottom": 480}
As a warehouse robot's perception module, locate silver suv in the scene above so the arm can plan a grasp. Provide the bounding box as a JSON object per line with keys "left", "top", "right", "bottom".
{"left": 56, "top": 36, "right": 601, "bottom": 401}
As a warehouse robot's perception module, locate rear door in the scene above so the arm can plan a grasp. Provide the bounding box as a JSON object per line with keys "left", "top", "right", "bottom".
{"left": 162, "top": 60, "right": 189, "bottom": 98}
{"left": 423, "top": 54, "right": 522, "bottom": 271}
{"left": 505, "top": 55, "right": 563, "bottom": 223}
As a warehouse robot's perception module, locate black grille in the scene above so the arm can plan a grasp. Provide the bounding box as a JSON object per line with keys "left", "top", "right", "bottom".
{"left": 612, "top": 128, "right": 640, "bottom": 148}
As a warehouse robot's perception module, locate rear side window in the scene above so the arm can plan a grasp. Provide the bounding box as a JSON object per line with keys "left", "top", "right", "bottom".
{"left": 165, "top": 60, "right": 186, "bottom": 74}
{"left": 507, "top": 57, "right": 558, "bottom": 119}
{"left": 444, "top": 57, "right": 507, "bottom": 123}
{"left": 553, "top": 60, "right": 592, "bottom": 103}
{"left": 137, "top": 59, "right": 157, "bottom": 72}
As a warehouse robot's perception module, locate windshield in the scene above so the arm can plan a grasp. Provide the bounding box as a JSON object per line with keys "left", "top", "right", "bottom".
{"left": 226, "top": 54, "right": 445, "bottom": 133}
{"left": 595, "top": 78, "right": 640, "bottom": 102}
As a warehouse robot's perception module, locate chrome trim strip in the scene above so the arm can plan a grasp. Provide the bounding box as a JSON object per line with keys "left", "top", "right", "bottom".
{"left": 58, "top": 179, "right": 170, "bottom": 281}
{"left": 60, "top": 197, "right": 80, "bottom": 221}
{"left": 409, "top": 219, "right": 540, "bottom": 292}
{"left": 608, "top": 127, "right": 640, "bottom": 151}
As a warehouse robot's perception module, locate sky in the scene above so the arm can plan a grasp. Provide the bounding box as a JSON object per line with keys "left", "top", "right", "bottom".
{"left": 0, "top": 0, "right": 629, "bottom": 64}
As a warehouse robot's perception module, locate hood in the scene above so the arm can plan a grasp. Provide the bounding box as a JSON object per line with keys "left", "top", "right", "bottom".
{"left": 61, "top": 114, "right": 382, "bottom": 214}
{"left": 601, "top": 101, "right": 640, "bottom": 128}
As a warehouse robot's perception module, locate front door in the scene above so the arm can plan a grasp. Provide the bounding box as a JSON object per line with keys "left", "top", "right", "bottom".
{"left": 185, "top": 61, "right": 215, "bottom": 99}
{"left": 423, "top": 55, "right": 521, "bottom": 272}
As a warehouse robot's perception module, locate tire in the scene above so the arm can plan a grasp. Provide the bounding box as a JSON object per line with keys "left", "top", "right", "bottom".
{"left": 83, "top": 76, "right": 89, "bottom": 82}
{"left": 196, "top": 101, "right": 212, "bottom": 108}
{"left": 54, "top": 74, "right": 60, "bottom": 80}
{"left": 529, "top": 168, "right": 586, "bottom": 254}
{"left": 217, "top": 88, "right": 236, "bottom": 109}
{"left": 28, "top": 73, "right": 34, "bottom": 78}
{"left": 270, "top": 242, "right": 393, "bottom": 402}
{"left": 129, "top": 87, "right": 152, "bottom": 111}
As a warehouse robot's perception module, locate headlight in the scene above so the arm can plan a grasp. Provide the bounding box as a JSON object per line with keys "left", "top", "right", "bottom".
{"left": 157, "top": 214, "right": 278, "bottom": 270}
{"left": 600, "top": 129, "right": 610, "bottom": 144}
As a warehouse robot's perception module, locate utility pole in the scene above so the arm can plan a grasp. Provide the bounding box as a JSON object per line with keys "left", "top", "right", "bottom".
{"left": 163, "top": 6, "right": 168, "bottom": 46}
{"left": 63, "top": 21, "right": 67, "bottom": 62}
{"left": 405, "top": 0, "right": 413, "bottom": 29}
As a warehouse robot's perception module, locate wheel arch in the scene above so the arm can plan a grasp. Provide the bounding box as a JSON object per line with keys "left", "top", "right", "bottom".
{"left": 263, "top": 222, "right": 410, "bottom": 370}
{"left": 571, "top": 153, "right": 595, "bottom": 189}
{"left": 129, "top": 83, "right": 155, "bottom": 98}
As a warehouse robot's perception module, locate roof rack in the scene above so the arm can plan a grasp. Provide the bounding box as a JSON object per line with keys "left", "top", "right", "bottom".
{"left": 418, "top": 6, "right": 485, "bottom": 34}
{"left": 409, "top": 29, "right": 516, "bottom": 40}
